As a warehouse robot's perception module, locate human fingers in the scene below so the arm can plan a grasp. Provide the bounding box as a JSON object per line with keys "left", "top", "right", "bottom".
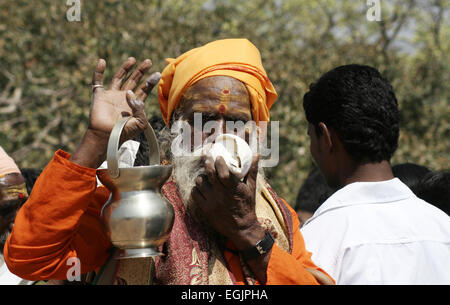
{"left": 110, "top": 57, "right": 137, "bottom": 90}
{"left": 120, "top": 90, "right": 148, "bottom": 143}
{"left": 305, "top": 268, "right": 335, "bottom": 285}
{"left": 125, "top": 90, "right": 145, "bottom": 119}
{"left": 135, "top": 72, "right": 161, "bottom": 102}
{"left": 204, "top": 156, "right": 219, "bottom": 186}
{"left": 215, "top": 156, "right": 239, "bottom": 188}
{"left": 92, "top": 59, "right": 106, "bottom": 96}
{"left": 122, "top": 59, "right": 152, "bottom": 91}
{"left": 244, "top": 154, "right": 260, "bottom": 186}
{"left": 191, "top": 185, "right": 206, "bottom": 204}
{"left": 195, "top": 175, "right": 214, "bottom": 198}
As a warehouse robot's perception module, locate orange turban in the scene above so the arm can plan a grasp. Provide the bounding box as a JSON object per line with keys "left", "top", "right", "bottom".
{"left": 158, "top": 39, "right": 277, "bottom": 126}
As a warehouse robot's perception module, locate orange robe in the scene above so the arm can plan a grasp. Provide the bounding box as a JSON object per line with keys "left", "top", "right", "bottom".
{"left": 4, "top": 150, "right": 333, "bottom": 284}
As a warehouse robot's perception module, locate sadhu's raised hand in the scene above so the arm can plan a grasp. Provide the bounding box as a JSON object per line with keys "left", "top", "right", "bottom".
{"left": 70, "top": 57, "right": 161, "bottom": 169}
{"left": 89, "top": 57, "right": 160, "bottom": 139}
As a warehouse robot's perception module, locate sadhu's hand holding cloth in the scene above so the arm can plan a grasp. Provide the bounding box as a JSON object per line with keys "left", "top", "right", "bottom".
{"left": 4, "top": 39, "right": 334, "bottom": 285}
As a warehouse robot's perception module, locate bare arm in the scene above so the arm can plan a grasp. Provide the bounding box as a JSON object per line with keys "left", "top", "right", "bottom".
{"left": 4, "top": 58, "right": 161, "bottom": 280}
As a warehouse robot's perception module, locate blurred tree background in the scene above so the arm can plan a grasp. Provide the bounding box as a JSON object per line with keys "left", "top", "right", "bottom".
{"left": 0, "top": 0, "right": 448, "bottom": 205}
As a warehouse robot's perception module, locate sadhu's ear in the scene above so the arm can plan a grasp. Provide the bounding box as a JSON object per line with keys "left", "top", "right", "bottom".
{"left": 257, "top": 121, "right": 268, "bottom": 143}
{"left": 244, "top": 121, "right": 267, "bottom": 145}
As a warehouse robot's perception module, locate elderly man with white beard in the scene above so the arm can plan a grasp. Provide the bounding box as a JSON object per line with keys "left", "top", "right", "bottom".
{"left": 4, "top": 39, "right": 334, "bottom": 285}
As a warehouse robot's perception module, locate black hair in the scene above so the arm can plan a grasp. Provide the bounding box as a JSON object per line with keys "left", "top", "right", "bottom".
{"left": 133, "top": 115, "right": 166, "bottom": 167}
{"left": 19, "top": 168, "right": 42, "bottom": 195}
{"left": 295, "top": 167, "right": 336, "bottom": 214}
{"left": 414, "top": 170, "right": 450, "bottom": 216}
{"left": 392, "top": 163, "right": 432, "bottom": 192}
{"left": 303, "top": 64, "right": 400, "bottom": 163}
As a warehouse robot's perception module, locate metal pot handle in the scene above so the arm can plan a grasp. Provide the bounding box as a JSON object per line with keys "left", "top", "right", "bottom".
{"left": 107, "top": 116, "right": 161, "bottom": 179}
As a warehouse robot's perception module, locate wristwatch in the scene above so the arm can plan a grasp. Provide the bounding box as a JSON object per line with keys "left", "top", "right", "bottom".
{"left": 241, "top": 231, "right": 275, "bottom": 260}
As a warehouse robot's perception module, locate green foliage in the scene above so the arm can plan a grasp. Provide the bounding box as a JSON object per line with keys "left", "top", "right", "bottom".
{"left": 0, "top": 0, "right": 448, "bottom": 206}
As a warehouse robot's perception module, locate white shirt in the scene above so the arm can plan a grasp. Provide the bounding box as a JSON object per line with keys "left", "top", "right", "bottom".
{"left": 301, "top": 178, "right": 450, "bottom": 285}
{"left": 0, "top": 254, "right": 34, "bottom": 285}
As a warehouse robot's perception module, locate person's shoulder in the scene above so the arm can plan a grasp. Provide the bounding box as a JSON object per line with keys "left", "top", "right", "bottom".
{"left": 412, "top": 197, "right": 450, "bottom": 227}
{"left": 301, "top": 191, "right": 349, "bottom": 224}
{"left": 301, "top": 204, "right": 352, "bottom": 238}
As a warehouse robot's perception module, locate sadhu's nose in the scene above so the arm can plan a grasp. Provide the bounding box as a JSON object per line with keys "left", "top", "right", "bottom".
{"left": 204, "top": 118, "right": 226, "bottom": 143}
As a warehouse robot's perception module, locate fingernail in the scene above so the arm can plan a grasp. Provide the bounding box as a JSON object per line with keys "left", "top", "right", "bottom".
{"left": 148, "top": 72, "right": 161, "bottom": 86}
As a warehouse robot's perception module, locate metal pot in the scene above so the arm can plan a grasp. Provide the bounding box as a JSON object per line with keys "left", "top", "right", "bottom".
{"left": 97, "top": 117, "right": 174, "bottom": 259}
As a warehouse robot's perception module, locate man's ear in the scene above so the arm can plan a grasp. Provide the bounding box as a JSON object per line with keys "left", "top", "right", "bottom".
{"left": 258, "top": 123, "right": 267, "bottom": 146}
{"left": 317, "top": 122, "right": 333, "bottom": 152}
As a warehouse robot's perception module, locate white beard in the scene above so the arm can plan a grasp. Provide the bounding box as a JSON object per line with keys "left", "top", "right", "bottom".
{"left": 172, "top": 150, "right": 265, "bottom": 213}
{"left": 166, "top": 117, "right": 265, "bottom": 214}
{"left": 172, "top": 148, "right": 205, "bottom": 211}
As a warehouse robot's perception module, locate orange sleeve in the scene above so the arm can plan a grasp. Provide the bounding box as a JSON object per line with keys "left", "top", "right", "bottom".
{"left": 266, "top": 202, "right": 335, "bottom": 285}
{"left": 4, "top": 150, "right": 112, "bottom": 281}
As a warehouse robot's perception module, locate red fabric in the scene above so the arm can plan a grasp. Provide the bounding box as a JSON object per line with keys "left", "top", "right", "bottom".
{"left": 154, "top": 181, "right": 213, "bottom": 284}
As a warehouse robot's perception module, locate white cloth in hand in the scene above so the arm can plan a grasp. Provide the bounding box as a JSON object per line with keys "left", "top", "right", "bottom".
{"left": 208, "top": 134, "right": 253, "bottom": 179}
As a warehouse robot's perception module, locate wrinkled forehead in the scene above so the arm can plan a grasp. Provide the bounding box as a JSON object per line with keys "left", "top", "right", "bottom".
{"left": 175, "top": 76, "right": 252, "bottom": 122}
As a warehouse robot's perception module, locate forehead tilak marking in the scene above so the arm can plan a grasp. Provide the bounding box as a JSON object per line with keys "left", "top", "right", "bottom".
{"left": 217, "top": 87, "right": 230, "bottom": 114}
{"left": 181, "top": 91, "right": 250, "bottom": 108}
{"left": 181, "top": 85, "right": 251, "bottom": 119}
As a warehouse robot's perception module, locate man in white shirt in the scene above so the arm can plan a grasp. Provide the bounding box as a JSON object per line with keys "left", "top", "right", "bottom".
{"left": 299, "top": 64, "right": 450, "bottom": 284}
